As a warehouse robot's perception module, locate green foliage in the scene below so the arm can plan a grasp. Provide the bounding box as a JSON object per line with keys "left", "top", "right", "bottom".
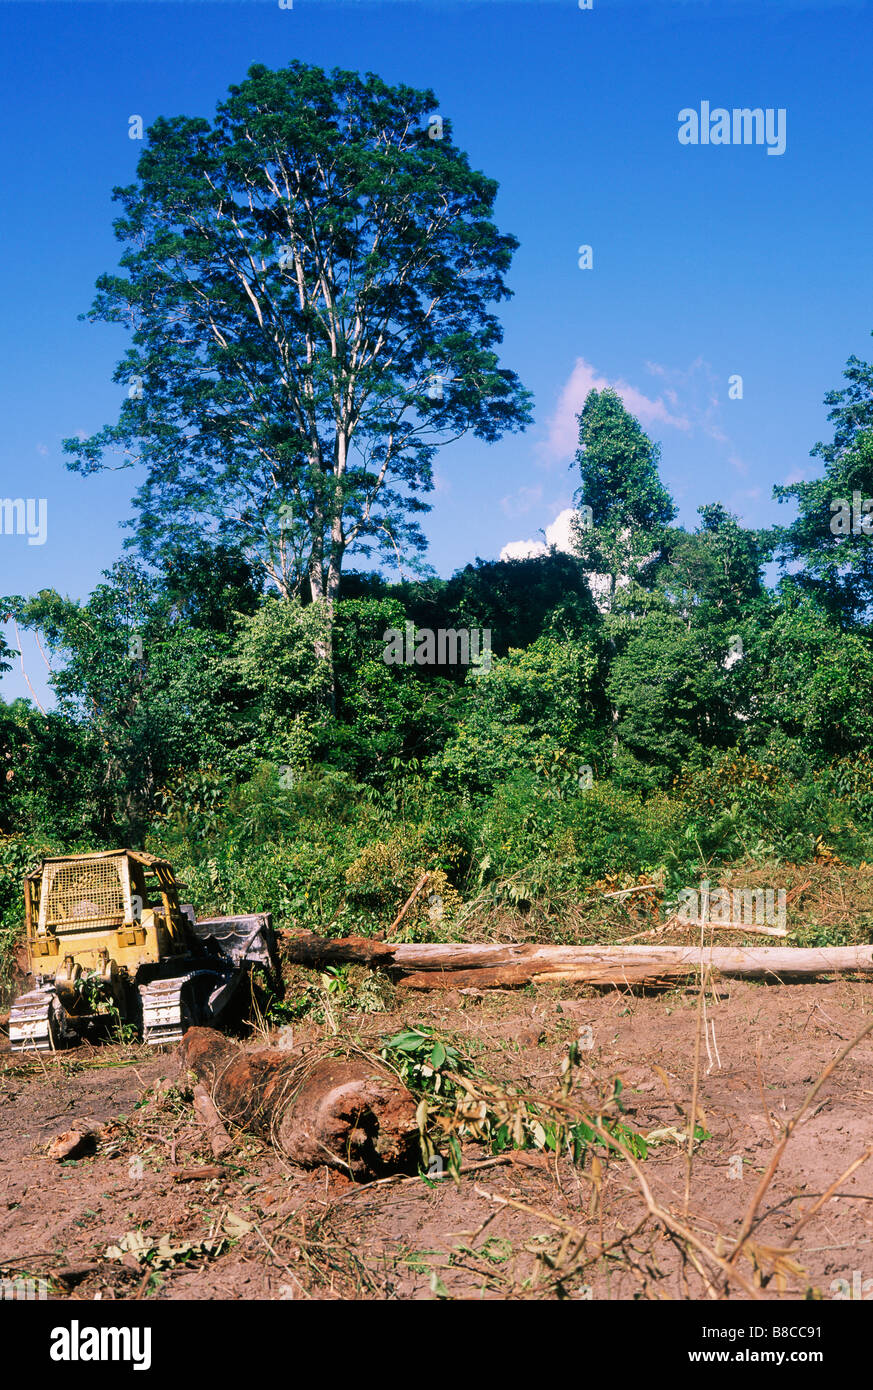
{"left": 3, "top": 561, "right": 247, "bottom": 842}
{"left": 658, "top": 504, "right": 769, "bottom": 629}
{"left": 63, "top": 60, "right": 531, "bottom": 600}
{"left": 8, "top": 337, "right": 873, "bottom": 979}
{"left": 230, "top": 598, "right": 333, "bottom": 764}
{"left": 572, "top": 387, "right": 677, "bottom": 606}
{"left": 383, "top": 1031, "right": 656, "bottom": 1181}
{"left": 269, "top": 964, "right": 392, "bottom": 1026}
{"left": 330, "top": 598, "right": 459, "bottom": 779}
{"left": 381, "top": 1026, "right": 466, "bottom": 1097}
{"left": 606, "top": 614, "right": 729, "bottom": 787}
{"left": 774, "top": 336, "right": 873, "bottom": 624}
{"left": 431, "top": 628, "right": 603, "bottom": 793}
{"left": 730, "top": 594, "right": 873, "bottom": 759}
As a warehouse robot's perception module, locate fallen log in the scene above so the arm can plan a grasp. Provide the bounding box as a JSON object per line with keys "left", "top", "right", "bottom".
{"left": 280, "top": 932, "right": 873, "bottom": 989}
{"left": 280, "top": 931, "right": 396, "bottom": 968}
{"left": 192, "top": 1081, "right": 234, "bottom": 1158}
{"left": 178, "top": 1027, "right": 419, "bottom": 1180}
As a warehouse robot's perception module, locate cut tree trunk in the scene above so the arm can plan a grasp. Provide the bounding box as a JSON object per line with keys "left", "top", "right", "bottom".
{"left": 192, "top": 1082, "right": 234, "bottom": 1158}
{"left": 178, "top": 1027, "right": 419, "bottom": 1180}
{"left": 279, "top": 932, "right": 873, "bottom": 990}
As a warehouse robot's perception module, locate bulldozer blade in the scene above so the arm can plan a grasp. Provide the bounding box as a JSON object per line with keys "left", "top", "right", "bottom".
{"left": 188, "top": 912, "right": 275, "bottom": 970}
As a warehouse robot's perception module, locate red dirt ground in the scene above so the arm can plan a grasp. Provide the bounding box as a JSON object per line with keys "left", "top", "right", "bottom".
{"left": 3, "top": 975, "right": 873, "bottom": 1300}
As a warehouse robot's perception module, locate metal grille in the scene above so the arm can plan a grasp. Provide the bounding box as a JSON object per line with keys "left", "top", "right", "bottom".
{"left": 42, "top": 859, "right": 126, "bottom": 929}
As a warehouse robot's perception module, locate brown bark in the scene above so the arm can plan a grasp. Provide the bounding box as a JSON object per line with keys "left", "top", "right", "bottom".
{"left": 192, "top": 1082, "right": 234, "bottom": 1158}
{"left": 280, "top": 930, "right": 396, "bottom": 968}
{"left": 178, "top": 1027, "right": 419, "bottom": 1180}
{"left": 279, "top": 932, "right": 873, "bottom": 989}
{"left": 47, "top": 1123, "right": 105, "bottom": 1161}
{"left": 398, "top": 962, "right": 691, "bottom": 991}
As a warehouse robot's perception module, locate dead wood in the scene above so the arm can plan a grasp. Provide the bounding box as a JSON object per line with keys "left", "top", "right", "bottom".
{"left": 46, "top": 1122, "right": 104, "bottom": 1161}
{"left": 192, "top": 1081, "right": 234, "bottom": 1157}
{"left": 280, "top": 933, "right": 873, "bottom": 989}
{"left": 178, "top": 1027, "right": 419, "bottom": 1180}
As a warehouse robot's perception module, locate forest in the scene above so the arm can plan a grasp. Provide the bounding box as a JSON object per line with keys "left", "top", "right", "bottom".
{"left": 2, "top": 60, "right": 873, "bottom": 982}
{"left": 3, "top": 342, "right": 873, "bottom": 976}
{"left": 4, "top": 51, "right": 873, "bottom": 1312}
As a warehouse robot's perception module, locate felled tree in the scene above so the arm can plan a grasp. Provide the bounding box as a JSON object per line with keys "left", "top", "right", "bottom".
{"left": 64, "top": 61, "right": 531, "bottom": 606}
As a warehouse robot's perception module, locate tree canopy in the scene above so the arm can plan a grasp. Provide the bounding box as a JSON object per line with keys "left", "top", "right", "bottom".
{"left": 64, "top": 61, "right": 531, "bottom": 602}
{"left": 571, "top": 387, "right": 677, "bottom": 608}
{"left": 774, "top": 337, "right": 873, "bottom": 625}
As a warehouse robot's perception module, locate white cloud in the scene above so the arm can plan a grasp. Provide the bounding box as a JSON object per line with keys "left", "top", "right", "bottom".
{"left": 540, "top": 358, "right": 692, "bottom": 465}
{"left": 500, "top": 538, "right": 548, "bottom": 561}
{"left": 500, "top": 484, "right": 542, "bottom": 518}
{"left": 544, "top": 508, "right": 577, "bottom": 551}
{"left": 499, "top": 506, "right": 578, "bottom": 562}
{"left": 539, "top": 355, "right": 747, "bottom": 472}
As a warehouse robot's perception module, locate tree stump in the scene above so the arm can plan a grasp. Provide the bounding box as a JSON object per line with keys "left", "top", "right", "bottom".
{"left": 178, "top": 1027, "right": 419, "bottom": 1180}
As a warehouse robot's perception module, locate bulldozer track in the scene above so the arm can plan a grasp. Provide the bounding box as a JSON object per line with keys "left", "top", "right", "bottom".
{"left": 138, "top": 969, "right": 231, "bottom": 1046}
{"left": 8, "top": 990, "right": 56, "bottom": 1052}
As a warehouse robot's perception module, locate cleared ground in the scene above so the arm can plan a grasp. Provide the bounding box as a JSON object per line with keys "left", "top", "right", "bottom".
{"left": 2, "top": 972, "right": 873, "bottom": 1301}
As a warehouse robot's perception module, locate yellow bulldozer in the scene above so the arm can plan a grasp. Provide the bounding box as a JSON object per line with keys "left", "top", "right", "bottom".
{"left": 9, "top": 849, "right": 276, "bottom": 1052}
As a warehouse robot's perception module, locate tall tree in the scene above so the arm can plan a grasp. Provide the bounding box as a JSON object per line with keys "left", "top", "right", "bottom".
{"left": 570, "top": 388, "right": 676, "bottom": 610}
{"left": 64, "top": 61, "right": 531, "bottom": 608}
{"left": 658, "top": 503, "right": 768, "bottom": 632}
{"left": 773, "top": 336, "right": 873, "bottom": 626}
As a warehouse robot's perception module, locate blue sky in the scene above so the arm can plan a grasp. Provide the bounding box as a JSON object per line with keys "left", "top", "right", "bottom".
{"left": 1, "top": 0, "right": 872, "bottom": 704}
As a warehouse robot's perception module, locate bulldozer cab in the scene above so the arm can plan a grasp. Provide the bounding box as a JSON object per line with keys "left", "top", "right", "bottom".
{"left": 25, "top": 850, "right": 189, "bottom": 977}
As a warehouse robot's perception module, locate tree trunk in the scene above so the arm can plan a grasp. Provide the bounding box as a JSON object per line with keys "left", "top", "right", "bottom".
{"left": 314, "top": 595, "right": 336, "bottom": 714}
{"left": 178, "top": 1027, "right": 419, "bottom": 1180}
{"left": 279, "top": 932, "right": 873, "bottom": 989}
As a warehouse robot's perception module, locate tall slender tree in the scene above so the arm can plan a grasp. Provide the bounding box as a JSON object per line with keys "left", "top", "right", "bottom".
{"left": 64, "top": 61, "right": 531, "bottom": 610}
{"left": 571, "top": 388, "right": 676, "bottom": 610}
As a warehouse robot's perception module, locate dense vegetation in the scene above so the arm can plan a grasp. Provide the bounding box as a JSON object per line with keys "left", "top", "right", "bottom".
{"left": 4, "top": 350, "right": 873, "bottom": 958}
{"left": 3, "top": 62, "right": 873, "bottom": 962}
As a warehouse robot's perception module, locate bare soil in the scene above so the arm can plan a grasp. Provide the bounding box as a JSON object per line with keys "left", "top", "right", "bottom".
{"left": 3, "top": 975, "right": 873, "bottom": 1301}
